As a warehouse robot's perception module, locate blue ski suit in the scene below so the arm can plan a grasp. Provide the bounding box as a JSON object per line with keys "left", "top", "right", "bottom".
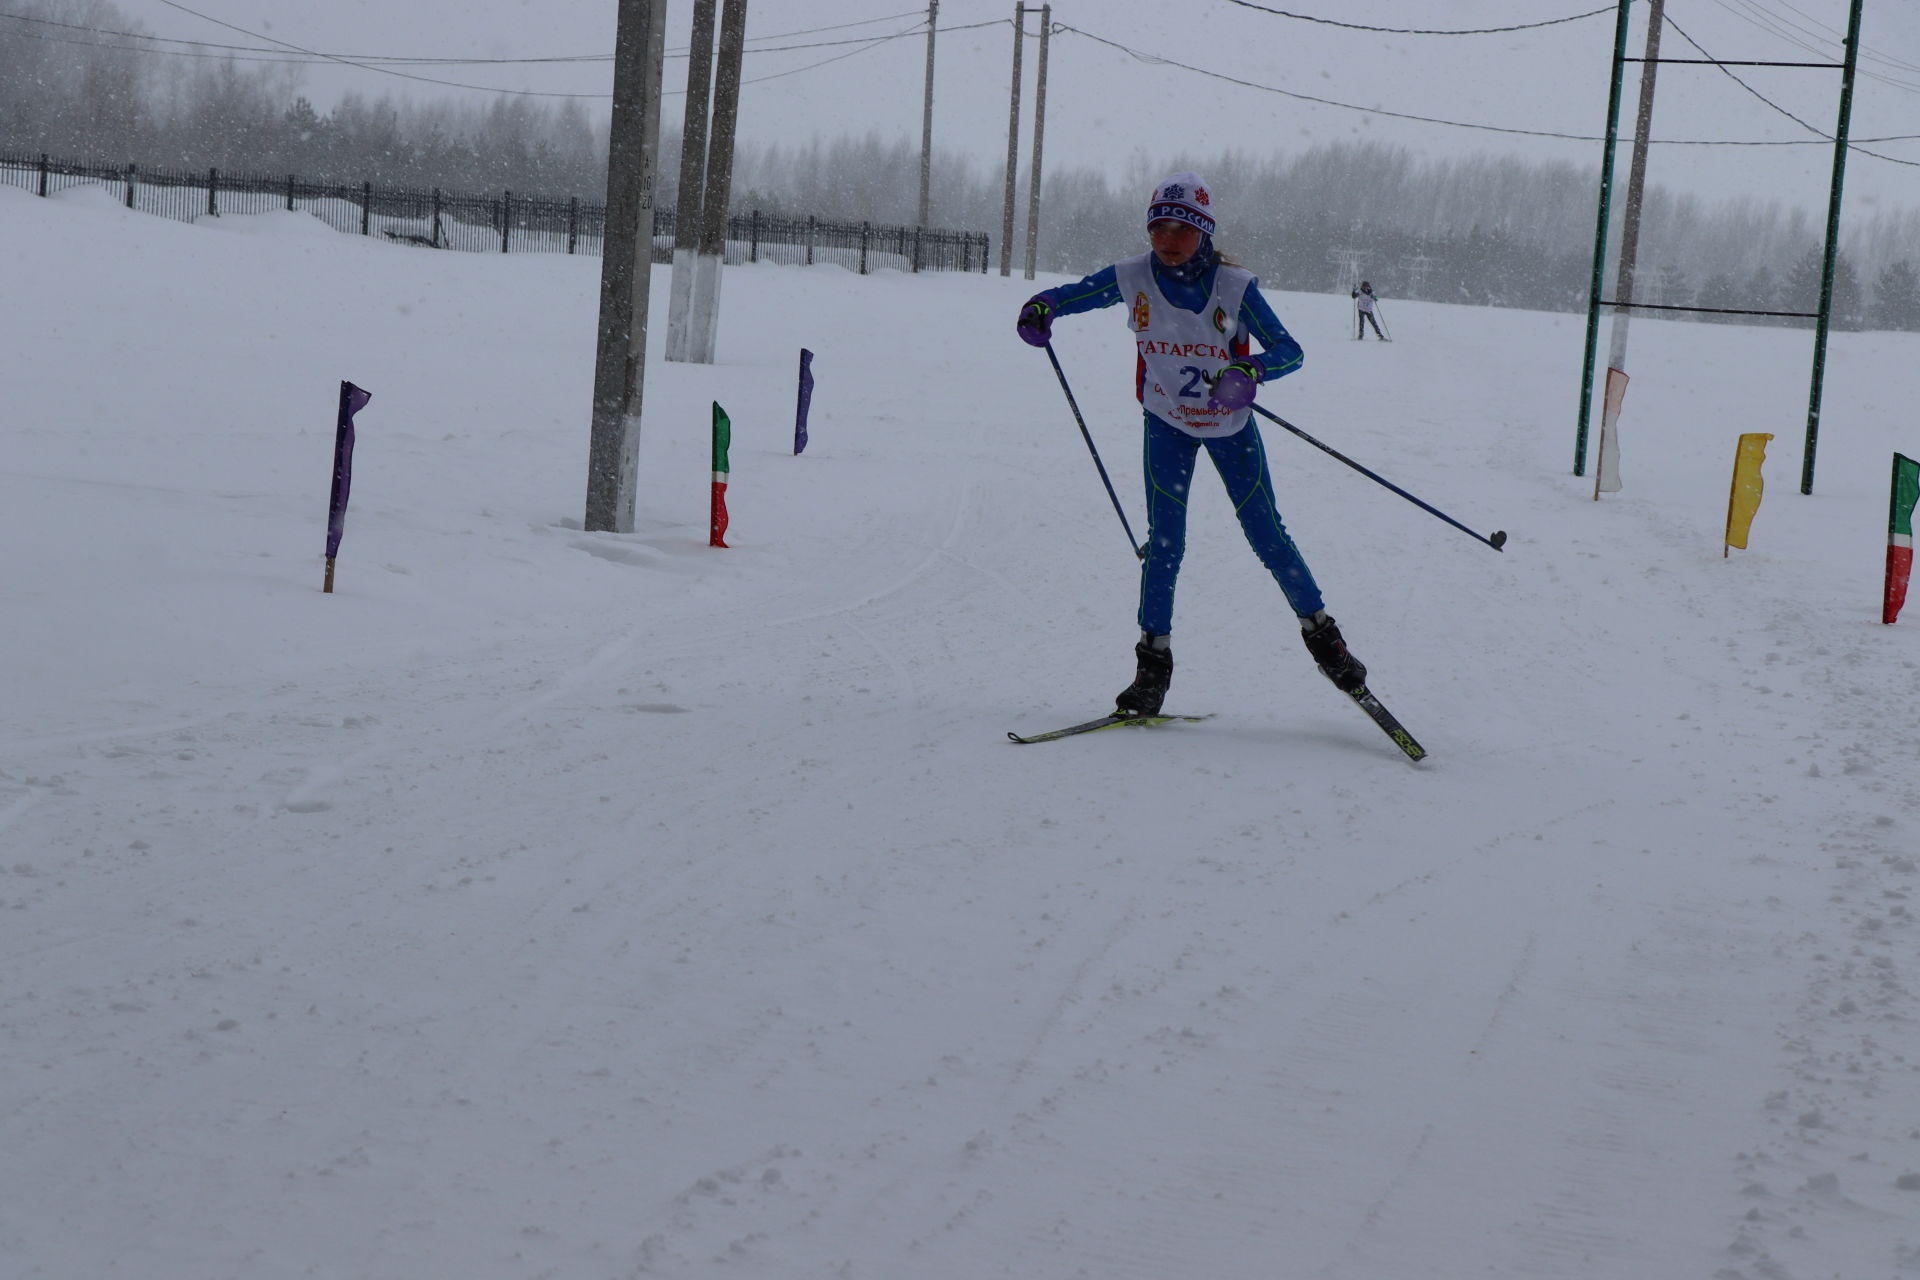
{"left": 1035, "top": 257, "right": 1325, "bottom": 636}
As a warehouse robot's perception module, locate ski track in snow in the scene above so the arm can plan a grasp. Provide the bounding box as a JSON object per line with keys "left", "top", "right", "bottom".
{"left": 6, "top": 189, "right": 1920, "bottom": 1279}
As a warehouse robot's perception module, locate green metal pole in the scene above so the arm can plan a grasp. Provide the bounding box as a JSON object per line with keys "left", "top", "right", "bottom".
{"left": 1801, "top": 0, "right": 1863, "bottom": 496}
{"left": 1575, "top": 0, "right": 1636, "bottom": 477}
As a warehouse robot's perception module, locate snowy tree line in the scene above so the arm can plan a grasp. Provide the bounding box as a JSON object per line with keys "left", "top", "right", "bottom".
{"left": 6, "top": 0, "right": 1918, "bottom": 330}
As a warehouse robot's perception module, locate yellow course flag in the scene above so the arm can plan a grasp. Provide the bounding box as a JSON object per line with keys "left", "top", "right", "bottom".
{"left": 1725, "top": 432, "right": 1774, "bottom": 554}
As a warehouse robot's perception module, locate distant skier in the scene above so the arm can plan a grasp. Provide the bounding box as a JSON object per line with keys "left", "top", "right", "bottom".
{"left": 1013, "top": 171, "right": 1368, "bottom": 718}
{"left": 1352, "top": 281, "right": 1385, "bottom": 340}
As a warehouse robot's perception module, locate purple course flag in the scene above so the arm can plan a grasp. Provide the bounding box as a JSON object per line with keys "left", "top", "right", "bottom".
{"left": 326, "top": 380, "right": 371, "bottom": 561}
{"left": 794, "top": 348, "right": 814, "bottom": 455}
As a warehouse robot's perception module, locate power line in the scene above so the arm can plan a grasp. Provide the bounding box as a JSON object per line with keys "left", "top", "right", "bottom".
{"left": 1220, "top": 0, "right": 1920, "bottom": 105}
{"left": 1216, "top": 1, "right": 1617, "bottom": 35}
{"left": 0, "top": 8, "right": 302, "bottom": 56}
{"left": 1054, "top": 23, "right": 1600, "bottom": 142}
{"left": 1701, "top": 0, "right": 1920, "bottom": 91}
{"left": 1662, "top": 13, "right": 1832, "bottom": 135}
{"left": 147, "top": 0, "right": 610, "bottom": 96}
{"left": 14, "top": 1, "right": 1920, "bottom": 173}
{"left": 715, "top": 28, "right": 910, "bottom": 93}
{"left": 0, "top": 25, "right": 606, "bottom": 70}
{"left": 1732, "top": 0, "right": 1853, "bottom": 54}
{"left": 0, "top": 6, "right": 932, "bottom": 64}
{"left": 2, "top": 3, "right": 956, "bottom": 98}
{"left": 1748, "top": 0, "right": 1920, "bottom": 76}
{"left": 722, "top": 11, "right": 927, "bottom": 48}
{"left": 1053, "top": 20, "right": 1920, "bottom": 163}
{"left": 1709, "top": 0, "right": 1835, "bottom": 57}
{"left": 1660, "top": 11, "right": 1920, "bottom": 168}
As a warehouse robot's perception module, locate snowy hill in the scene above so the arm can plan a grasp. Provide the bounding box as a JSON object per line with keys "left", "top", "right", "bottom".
{"left": 4, "top": 184, "right": 1918, "bottom": 1279}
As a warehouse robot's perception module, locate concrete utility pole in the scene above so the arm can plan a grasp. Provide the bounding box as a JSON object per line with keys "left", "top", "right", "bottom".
{"left": 585, "top": 0, "right": 665, "bottom": 533}
{"left": 1606, "top": 0, "right": 1664, "bottom": 375}
{"left": 999, "top": 2, "right": 1023, "bottom": 277}
{"left": 917, "top": 0, "right": 937, "bottom": 235}
{"left": 667, "top": 0, "right": 717, "bottom": 363}
{"left": 688, "top": 0, "right": 746, "bottom": 364}
{"left": 1022, "top": 4, "right": 1049, "bottom": 281}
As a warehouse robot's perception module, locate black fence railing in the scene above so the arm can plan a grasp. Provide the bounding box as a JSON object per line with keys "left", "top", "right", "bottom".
{"left": 0, "top": 151, "right": 992, "bottom": 274}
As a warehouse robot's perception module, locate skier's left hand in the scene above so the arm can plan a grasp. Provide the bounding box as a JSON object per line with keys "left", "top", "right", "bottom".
{"left": 1206, "top": 359, "right": 1261, "bottom": 411}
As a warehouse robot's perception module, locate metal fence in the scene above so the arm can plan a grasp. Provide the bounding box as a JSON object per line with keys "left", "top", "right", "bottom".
{"left": 0, "top": 151, "right": 992, "bottom": 274}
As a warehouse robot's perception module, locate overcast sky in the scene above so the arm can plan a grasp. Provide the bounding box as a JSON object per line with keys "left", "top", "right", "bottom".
{"left": 133, "top": 0, "right": 1920, "bottom": 216}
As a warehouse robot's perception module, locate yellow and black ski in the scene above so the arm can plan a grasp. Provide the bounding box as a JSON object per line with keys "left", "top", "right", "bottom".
{"left": 1007, "top": 712, "right": 1213, "bottom": 745}
{"left": 1346, "top": 686, "right": 1427, "bottom": 762}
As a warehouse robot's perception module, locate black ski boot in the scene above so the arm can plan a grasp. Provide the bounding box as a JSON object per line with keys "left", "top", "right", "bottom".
{"left": 1114, "top": 632, "right": 1172, "bottom": 717}
{"left": 1300, "top": 611, "right": 1367, "bottom": 692}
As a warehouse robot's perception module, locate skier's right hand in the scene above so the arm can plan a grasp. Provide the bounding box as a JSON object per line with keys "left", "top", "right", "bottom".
{"left": 1016, "top": 296, "right": 1055, "bottom": 347}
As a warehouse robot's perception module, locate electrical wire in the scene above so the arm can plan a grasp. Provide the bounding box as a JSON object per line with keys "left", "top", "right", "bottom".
{"left": 2, "top": 7, "right": 1009, "bottom": 98}
{"left": 144, "top": 0, "right": 604, "bottom": 95}
{"left": 1659, "top": 11, "right": 1920, "bottom": 168}
{"left": 11, "top": 2, "right": 1920, "bottom": 171}
{"left": 1054, "top": 23, "right": 1600, "bottom": 142}
{"left": 1701, "top": 0, "right": 1920, "bottom": 92}
{"left": 712, "top": 29, "right": 910, "bottom": 93}
{"left": 1215, "top": 1, "right": 1617, "bottom": 35}
{"left": 0, "top": 6, "right": 931, "bottom": 64}
{"left": 1708, "top": 0, "right": 1836, "bottom": 58}
{"left": 8, "top": 2, "right": 944, "bottom": 98}
{"left": 1053, "top": 19, "right": 1920, "bottom": 165}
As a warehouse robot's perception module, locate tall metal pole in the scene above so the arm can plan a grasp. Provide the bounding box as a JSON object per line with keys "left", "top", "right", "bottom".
{"left": 1022, "top": 4, "right": 1049, "bottom": 282}
{"left": 691, "top": 0, "right": 747, "bottom": 364}
{"left": 917, "top": 0, "right": 937, "bottom": 233}
{"left": 1801, "top": 0, "right": 1864, "bottom": 495}
{"left": 1000, "top": 3, "right": 1024, "bottom": 277}
{"left": 586, "top": 0, "right": 664, "bottom": 533}
{"left": 1606, "top": 0, "right": 1664, "bottom": 375}
{"left": 1573, "top": 0, "right": 1635, "bottom": 477}
{"left": 667, "top": 0, "right": 717, "bottom": 363}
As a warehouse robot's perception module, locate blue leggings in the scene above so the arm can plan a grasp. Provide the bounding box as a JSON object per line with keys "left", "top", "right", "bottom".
{"left": 1137, "top": 411, "right": 1325, "bottom": 635}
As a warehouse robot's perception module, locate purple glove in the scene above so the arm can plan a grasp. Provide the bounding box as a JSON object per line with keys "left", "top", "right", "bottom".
{"left": 1016, "top": 296, "right": 1055, "bottom": 347}
{"left": 1206, "top": 358, "right": 1261, "bottom": 411}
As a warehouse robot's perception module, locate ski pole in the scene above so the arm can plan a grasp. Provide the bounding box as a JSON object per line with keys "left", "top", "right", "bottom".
{"left": 1043, "top": 341, "right": 1145, "bottom": 560}
{"left": 1373, "top": 301, "right": 1392, "bottom": 342}
{"left": 1249, "top": 402, "right": 1506, "bottom": 552}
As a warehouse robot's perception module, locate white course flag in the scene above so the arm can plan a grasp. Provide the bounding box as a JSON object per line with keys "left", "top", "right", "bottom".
{"left": 1594, "top": 366, "right": 1627, "bottom": 498}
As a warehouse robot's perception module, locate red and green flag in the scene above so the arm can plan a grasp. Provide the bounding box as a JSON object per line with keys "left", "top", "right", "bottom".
{"left": 1885, "top": 452, "right": 1919, "bottom": 624}
{"left": 710, "top": 401, "right": 730, "bottom": 549}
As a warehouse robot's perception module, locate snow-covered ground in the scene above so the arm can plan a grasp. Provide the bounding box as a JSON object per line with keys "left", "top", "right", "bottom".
{"left": 4, "top": 184, "right": 1918, "bottom": 1280}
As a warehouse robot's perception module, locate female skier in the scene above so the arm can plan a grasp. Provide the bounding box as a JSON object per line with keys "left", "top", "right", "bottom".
{"left": 1015, "top": 172, "right": 1368, "bottom": 717}
{"left": 1352, "top": 281, "right": 1386, "bottom": 340}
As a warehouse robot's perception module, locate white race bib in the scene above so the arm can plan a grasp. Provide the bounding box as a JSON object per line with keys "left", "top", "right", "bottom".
{"left": 1114, "top": 252, "right": 1254, "bottom": 439}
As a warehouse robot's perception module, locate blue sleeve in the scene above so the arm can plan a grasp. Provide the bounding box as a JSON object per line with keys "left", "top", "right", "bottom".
{"left": 1239, "top": 280, "right": 1304, "bottom": 382}
{"left": 1035, "top": 265, "right": 1122, "bottom": 317}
